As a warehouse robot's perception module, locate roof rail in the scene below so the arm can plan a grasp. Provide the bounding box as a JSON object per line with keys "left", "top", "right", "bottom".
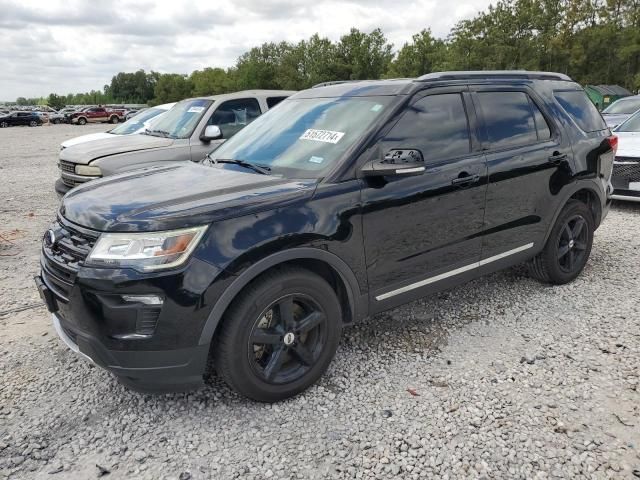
{"left": 417, "top": 71, "right": 573, "bottom": 82}
{"left": 311, "top": 80, "right": 361, "bottom": 88}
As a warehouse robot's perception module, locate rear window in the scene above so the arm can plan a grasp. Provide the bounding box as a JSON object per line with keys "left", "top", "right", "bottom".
{"left": 554, "top": 90, "right": 607, "bottom": 132}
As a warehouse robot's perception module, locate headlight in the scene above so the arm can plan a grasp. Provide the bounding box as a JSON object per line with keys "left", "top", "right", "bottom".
{"left": 86, "top": 226, "right": 208, "bottom": 271}
{"left": 75, "top": 165, "right": 102, "bottom": 176}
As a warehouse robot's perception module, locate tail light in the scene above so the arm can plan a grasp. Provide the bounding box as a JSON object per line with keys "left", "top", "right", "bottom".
{"left": 607, "top": 135, "right": 618, "bottom": 155}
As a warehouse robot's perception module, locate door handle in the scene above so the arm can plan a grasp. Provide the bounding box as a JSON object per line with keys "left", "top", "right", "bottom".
{"left": 548, "top": 152, "right": 567, "bottom": 164}
{"left": 451, "top": 173, "right": 480, "bottom": 186}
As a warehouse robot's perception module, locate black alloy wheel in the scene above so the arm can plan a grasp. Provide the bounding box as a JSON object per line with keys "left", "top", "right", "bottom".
{"left": 248, "top": 294, "right": 327, "bottom": 385}
{"left": 528, "top": 199, "right": 594, "bottom": 284}
{"left": 556, "top": 214, "right": 588, "bottom": 273}
{"left": 29, "top": 120, "right": 37, "bottom": 127}
{"left": 213, "top": 267, "right": 342, "bottom": 402}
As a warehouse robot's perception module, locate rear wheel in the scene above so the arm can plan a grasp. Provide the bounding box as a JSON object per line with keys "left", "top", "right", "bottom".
{"left": 213, "top": 267, "right": 342, "bottom": 402}
{"left": 527, "top": 200, "right": 594, "bottom": 284}
{"left": 109, "top": 115, "right": 118, "bottom": 124}
{"left": 0, "top": 121, "right": 7, "bottom": 128}
{"left": 53, "top": 118, "right": 61, "bottom": 124}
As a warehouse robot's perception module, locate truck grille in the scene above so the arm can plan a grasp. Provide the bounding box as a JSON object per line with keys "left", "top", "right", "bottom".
{"left": 41, "top": 217, "right": 99, "bottom": 301}
{"left": 59, "top": 160, "right": 75, "bottom": 174}
{"left": 613, "top": 157, "right": 640, "bottom": 183}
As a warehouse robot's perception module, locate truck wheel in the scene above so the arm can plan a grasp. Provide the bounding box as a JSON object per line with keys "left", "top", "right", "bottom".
{"left": 213, "top": 267, "right": 342, "bottom": 402}
{"left": 527, "top": 200, "right": 594, "bottom": 285}
{"left": 77, "top": 117, "right": 87, "bottom": 125}
{"left": 109, "top": 115, "right": 118, "bottom": 124}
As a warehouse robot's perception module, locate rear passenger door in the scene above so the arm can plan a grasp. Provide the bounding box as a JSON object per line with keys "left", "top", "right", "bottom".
{"left": 361, "top": 88, "right": 488, "bottom": 310}
{"left": 472, "top": 87, "right": 567, "bottom": 266}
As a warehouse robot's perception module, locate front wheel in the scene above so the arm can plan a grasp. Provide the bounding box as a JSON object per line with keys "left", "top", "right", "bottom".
{"left": 77, "top": 117, "right": 87, "bottom": 125}
{"left": 109, "top": 115, "right": 118, "bottom": 124}
{"left": 213, "top": 267, "right": 342, "bottom": 402}
{"left": 527, "top": 200, "right": 594, "bottom": 284}
{"left": 29, "top": 120, "right": 37, "bottom": 127}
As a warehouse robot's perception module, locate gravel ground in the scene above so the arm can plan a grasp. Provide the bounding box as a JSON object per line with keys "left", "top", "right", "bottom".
{"left": 1, "top": 124, "right": 639, "bottom": 480}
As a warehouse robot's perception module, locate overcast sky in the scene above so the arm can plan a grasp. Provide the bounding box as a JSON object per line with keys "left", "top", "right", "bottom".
{"left": 0, "top": 0, "right": 492, "bottom": 101}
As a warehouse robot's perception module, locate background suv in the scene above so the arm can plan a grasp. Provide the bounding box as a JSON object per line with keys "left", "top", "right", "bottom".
{"left": 37, "top": 72, "right": 615, "bottom": 402}
{"left": 55, "top": 90, "right": 295, "bottom": 196}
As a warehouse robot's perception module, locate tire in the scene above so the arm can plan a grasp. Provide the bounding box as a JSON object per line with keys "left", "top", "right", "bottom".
{"left": 213, "top": 266, "right": 342, "bottom": 402}
{"left": 527, "top": 200, "right": 594, "bottom": 285}
{"left": 77, "top": 117, "right": 87, "bottom": 125}
{"left": 109, "top": 115, "right": 118, "bottom": 124}
{"left": 0, "top": 121, "right": 7, "bottom": 128}
{"left": 29, "top": 120, "right": 37, "bottom": 127}
{"left": 53, "top": 118, "right": 61, "bottom": 124}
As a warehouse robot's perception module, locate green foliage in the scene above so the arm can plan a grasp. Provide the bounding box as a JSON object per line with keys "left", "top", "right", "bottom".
{"left": 152, "top": 74, "right": 193, "bottom": 105}
{"left": 20, "top": 1, "right": 640, "bottom": 106}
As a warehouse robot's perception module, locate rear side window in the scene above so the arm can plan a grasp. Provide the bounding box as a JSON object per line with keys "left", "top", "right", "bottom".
{"left": 554, "top": 90, "right": 607, "bottom": 132}
{"left": 477, "top": 91, "right": 539, "bottom": 149}
{"left": 267, "top": 96, "right": 288, "bottom": 108}
{"left": 384, "top": 93, "right": 471, "bottom": 163}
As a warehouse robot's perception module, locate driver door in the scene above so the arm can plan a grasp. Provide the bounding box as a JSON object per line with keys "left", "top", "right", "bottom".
{"left": 360, "top": 88, "right": 488, "bottom": 311}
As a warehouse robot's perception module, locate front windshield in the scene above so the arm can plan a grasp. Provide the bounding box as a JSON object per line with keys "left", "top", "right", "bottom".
{"left": 616, "top": 110, "right": 640, "bottom": 132}
{"left": 603, "top": 97, "right": 640, "bottom": 115}
{"left": 145, "top": 99, "right": 212, "bottom": 139}
{"left": 209, "top": 96, "right": 393, "bottom": 178}
{"left": 110, "top": 107, "right": 165, "bottom": 135}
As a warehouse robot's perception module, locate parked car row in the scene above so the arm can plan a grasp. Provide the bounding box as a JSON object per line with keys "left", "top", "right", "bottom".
{"left": 36, "top": 72, "right": 620, "bottom": 402}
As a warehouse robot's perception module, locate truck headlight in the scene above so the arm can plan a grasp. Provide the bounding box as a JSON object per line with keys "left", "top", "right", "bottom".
{"left": 86, "top": 226, "right": 208, "bottom": 272}
{"left": 75, "top": 165, "right": 102, "bottom": 176}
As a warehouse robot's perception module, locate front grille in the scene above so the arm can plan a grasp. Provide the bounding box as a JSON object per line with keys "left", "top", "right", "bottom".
{"left": 59, "top": 160, "right": 75, "bottom": 174}
{"left": 41, "top": 217, "right": 99, "bottom": 301}
{"left": 613, "top": 160, "right": 640, "bottom": 183}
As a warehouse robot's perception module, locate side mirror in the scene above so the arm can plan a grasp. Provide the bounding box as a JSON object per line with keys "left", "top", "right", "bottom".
{"left": 361, "top": 149, "right": 425, "bottom": 177}
{"left": 200, "top": 125, "right": 222, "bottom": 142}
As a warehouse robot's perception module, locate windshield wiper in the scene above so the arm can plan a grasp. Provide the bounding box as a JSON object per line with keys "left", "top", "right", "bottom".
{"left": 145, "top": 128, "right": 174, "bottom": 138}
{"left": 205, "top": 154, "right": 271, "bottom": 175}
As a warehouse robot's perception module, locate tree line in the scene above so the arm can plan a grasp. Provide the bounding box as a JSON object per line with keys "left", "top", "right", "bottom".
{"left": 18, "top": 0, "right": 640, "bottom": 108}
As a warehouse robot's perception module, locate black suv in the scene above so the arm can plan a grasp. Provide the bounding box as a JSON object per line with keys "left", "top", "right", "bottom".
{"left": 0, "top": 111, "right": 43, "bottom": 128}
{"left": 36, "top": 72, "right": 616, "bottom": 402}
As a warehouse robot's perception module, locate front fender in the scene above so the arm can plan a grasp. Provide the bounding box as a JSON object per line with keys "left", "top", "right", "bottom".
{"left": 197, "top": 247, "right": 366, "bottom": 346}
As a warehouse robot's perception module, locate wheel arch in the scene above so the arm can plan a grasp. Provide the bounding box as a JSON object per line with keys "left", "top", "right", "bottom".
{"left": 543, "top": 182, "right": 604, "bottom": 244}
{"left": 198, "top": 248, "right": 367, "bottom": 347}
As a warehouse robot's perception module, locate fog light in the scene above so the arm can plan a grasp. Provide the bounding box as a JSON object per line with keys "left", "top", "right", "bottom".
{"left": 121, "top": 295, "right": 163, "bottom": 305}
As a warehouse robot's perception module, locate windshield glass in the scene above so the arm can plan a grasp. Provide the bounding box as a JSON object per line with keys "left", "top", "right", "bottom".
{"left": 145, "top": 99, "right": 212, "bottom": 139}
{"left": 110, "top": 107, "right": 165, "bottom": 135}
{"left": 209, "top": 96, "right": 392, "bottom": 178}
{"left": 603, "top": 97, "right": 640, "bottom": 115}
{"left": 616, "top": 110, "right": 640, "bottom": 132}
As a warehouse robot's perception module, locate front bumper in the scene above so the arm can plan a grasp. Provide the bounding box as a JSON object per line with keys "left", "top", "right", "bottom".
{"left": 50, "top": 311, "right": 209, "bottom": 392}
{"left": 612, "top": 159, "right": 640, "bottom": 201}
{"left": 35, "top": 216, "right": 224, "bottom": 392}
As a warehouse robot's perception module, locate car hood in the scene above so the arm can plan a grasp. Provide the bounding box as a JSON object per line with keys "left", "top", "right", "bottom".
{"left": 60, "top": 132, "right": 116, "bottom": 149}
{"left": 60, "top": 163, "right": 317, "bottom": 232}
{"left": 602, "top": 113, "right": 630, "bottom": 128}
{"left": 615, "top": 131, "right": 640, "bottom": 158}
{"left": 59, "top": 133, "right": 174, "bottom": 165}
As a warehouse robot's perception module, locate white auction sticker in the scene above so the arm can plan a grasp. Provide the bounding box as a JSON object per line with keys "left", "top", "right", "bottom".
{"left": 299, "top": 129, "right": 345, "bottom": 144}
{"left": 187, "top": 106, "right": 205, "bottom": 113}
